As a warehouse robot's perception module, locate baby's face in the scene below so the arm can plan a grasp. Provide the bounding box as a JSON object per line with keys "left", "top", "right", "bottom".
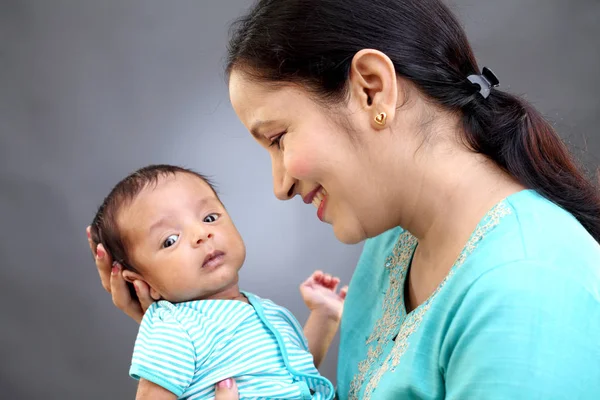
{"left": 117, "top": 172, "right": 246, "bottom": 302}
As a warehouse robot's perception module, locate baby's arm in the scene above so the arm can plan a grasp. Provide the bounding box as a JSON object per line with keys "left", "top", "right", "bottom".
{"left": 129, "top": 304, "right": 196, "bottom": 398}
{"left": 300, "top": 271, "right": 348, "bottom": 368}
{"left": 303, "top": 309, "right": 340, "bottom": 368}
{"left": 135, "top": 379, "right": 178, "bottom": 400}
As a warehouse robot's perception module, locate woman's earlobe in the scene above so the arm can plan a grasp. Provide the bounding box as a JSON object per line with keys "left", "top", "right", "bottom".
{"left": 374, "top": 112, "right": 387, "bottom": 126}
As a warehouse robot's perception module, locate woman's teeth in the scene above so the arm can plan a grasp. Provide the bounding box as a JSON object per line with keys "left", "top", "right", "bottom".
{"left": 312, "top": 187, "right": 327, "bottom": 209}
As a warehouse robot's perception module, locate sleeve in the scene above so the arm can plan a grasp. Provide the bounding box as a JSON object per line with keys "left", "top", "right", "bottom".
{"left": 129, "top": 307, "right": 196, "bottom": 397}
{"left": 442, "top": 261, "right": 600, "bottom": 400}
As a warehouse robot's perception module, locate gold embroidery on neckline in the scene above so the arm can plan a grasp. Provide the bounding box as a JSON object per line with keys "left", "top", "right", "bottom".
{"left": 348, "top": 202, "right": 511, "bottom": 399}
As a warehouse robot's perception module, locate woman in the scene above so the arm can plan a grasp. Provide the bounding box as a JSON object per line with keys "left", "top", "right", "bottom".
{"left": 89, "top": 0, "right": 600, "bottom": 398}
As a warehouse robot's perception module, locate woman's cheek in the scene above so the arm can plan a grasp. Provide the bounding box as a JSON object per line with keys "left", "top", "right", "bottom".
{"left": 285, "top": 150, "right": 319, "bottom": 181}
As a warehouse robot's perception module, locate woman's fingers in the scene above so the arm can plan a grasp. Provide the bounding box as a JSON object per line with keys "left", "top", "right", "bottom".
{"left": 134, "top": 280, "right": 154, "bottom": 315}
{"left": 88, "top": 226, "right": 113, "bottom": 293}
{"left": 110, "top": 264, "right": 144, "bottom": 323}
{"left": 215, "top": 378, "right": 239, "bottom": 400}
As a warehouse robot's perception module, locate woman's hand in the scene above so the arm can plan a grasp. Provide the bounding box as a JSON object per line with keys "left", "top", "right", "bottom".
{"left": 87, "top": 226, "right": 153, "bottom": 323}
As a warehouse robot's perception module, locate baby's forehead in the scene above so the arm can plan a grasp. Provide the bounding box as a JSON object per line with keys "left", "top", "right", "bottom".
{"left": 137, "top": 172, "right": 216, "bottom": 200}
{"left": 118, "top": 175, "right": 221, "bottom": 227}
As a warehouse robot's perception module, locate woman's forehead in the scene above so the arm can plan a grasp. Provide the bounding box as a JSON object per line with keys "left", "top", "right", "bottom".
{"left": 229, "top": 71, "right": 312, "bottom": 124}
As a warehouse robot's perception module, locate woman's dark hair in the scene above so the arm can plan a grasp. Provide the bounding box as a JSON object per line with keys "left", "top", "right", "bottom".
{"left": 226, "top": 0, "right": 600, "bottom": 242}
{"left": 90, "top": 164, "right": 218, "bottom": 299}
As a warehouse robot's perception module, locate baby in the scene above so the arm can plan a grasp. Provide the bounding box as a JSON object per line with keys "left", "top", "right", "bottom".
{"left": 90, "top": 164, "right": 345, "bottom": 400}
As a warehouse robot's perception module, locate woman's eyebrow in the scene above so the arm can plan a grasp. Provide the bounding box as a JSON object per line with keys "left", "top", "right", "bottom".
{"left": 250, "top": 119, "right": 278, "bottom": 139}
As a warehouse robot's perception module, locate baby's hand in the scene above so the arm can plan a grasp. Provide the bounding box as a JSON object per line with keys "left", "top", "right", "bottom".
{"left": 299, "top": 270, "right": 348, "bottom": 321}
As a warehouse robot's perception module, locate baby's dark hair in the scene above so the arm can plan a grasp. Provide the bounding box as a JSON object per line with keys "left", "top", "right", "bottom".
{"left": 90, "top": 164, "right": 217, "bottom": 299}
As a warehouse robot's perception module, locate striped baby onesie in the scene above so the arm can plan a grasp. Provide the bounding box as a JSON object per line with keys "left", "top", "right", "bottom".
{"left": 129, "top": 292, "right": 335, "bottom": 399}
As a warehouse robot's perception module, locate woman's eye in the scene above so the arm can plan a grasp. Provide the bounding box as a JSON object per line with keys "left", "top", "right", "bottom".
{"left": 162, "top": 234, "right": 179, "bottom": 248}
{"left": 269, "top": 132, "right": 286, "bottom": 150}
{"left": 204, "top": 213, "right": 219, "bottom": 223}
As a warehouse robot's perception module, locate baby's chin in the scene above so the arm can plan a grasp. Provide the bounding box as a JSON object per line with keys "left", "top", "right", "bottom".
{"left": 161, "top": 275, "right": 243, "bottom": 303}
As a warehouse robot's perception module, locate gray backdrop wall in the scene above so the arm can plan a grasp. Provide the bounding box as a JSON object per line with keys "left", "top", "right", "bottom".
{"left": 1, "top": 0, "right": 598, "bottom": 398}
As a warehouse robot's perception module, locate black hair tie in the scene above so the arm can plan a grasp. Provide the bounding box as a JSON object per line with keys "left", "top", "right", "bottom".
{"left": 467, "top": 67, "right": 500, "bottom": 99}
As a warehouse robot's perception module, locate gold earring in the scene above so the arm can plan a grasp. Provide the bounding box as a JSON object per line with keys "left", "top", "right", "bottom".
{"left": 374, "top": 112, "right": 387, "bottom": 126}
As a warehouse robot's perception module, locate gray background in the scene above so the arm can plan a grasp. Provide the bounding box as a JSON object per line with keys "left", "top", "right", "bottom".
{"left": 1, "top": 0, "right": 598, "bottom": 398}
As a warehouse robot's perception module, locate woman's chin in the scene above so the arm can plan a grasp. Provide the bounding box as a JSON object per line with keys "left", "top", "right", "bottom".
{"left": 332, "top": 222, "right": 367, "bottom": 245}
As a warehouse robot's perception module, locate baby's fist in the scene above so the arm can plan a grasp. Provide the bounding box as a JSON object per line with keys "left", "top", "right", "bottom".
{"left": 300, "top": 270, "right": 348, "bottom": 320}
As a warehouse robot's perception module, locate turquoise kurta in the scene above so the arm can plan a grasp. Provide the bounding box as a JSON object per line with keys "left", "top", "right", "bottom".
{"left": 337, "top": 190, "right": 600, "bottom": 399}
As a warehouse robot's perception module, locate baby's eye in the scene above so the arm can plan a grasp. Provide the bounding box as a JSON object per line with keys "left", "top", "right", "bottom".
{"left": 204, "top": 213, "right": 219, "bottom": 223}
{"left": 162, "top": 234, "right": 179, "bottom": 248}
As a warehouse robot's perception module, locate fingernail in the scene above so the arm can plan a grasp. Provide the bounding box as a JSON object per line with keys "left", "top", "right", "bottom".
{"left": 217, "top": 378, "right": 233, "bottom": 389}
{"left": 86, "top": 229, "right": 91, "bottom": 239}
{"left": 111, "top": 266, "right": 118, "bottom": 276}
{"left": 96, "top": 248, "right": 105, "bottom": 260}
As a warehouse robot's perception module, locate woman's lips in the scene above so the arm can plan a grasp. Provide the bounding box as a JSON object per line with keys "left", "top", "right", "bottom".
{"left": 303, "top": 186, "right": 328, "bottom": 221}
{"left": 311, "top": 187, "right": 328, "bottom": 221}
{"left": 303, "top": 185, "right": 323, "bottom": 204}
{"left": 317, "top": 194, "right": 327, "bottom": 221}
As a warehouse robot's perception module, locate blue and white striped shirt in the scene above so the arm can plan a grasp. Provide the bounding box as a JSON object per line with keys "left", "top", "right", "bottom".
{"left": 129, "top": 292, "right": 335, "bottom": 399}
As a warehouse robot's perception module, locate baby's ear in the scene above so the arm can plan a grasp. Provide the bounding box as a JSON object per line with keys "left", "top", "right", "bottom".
{"left": 121, "top": 269, "right": 143, "bottom": 284}
{"left": 149, "top": 287, "right": 162, "bottom": 301}
{"left": 122, "top": 269, "right": 162, "bottom": 301}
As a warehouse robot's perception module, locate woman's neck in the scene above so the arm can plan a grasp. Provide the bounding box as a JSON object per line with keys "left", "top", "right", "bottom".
{"left": 398, "top": 148, "right": 524, "bottom": 312}
{"left": 398, "top": 145, "right": 524, "bottom": 261}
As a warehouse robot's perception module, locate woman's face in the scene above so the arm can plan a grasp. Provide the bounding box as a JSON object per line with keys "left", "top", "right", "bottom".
{"left": 229, "top": 69, "right": 404, "bottom": 244}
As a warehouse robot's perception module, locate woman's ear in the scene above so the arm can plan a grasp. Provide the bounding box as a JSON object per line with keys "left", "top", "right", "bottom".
{"left": 121, "top": 269, "right": 162, "bottom": 301}
{"left": 348, "top": 49, "right": 401, "bottom": 130}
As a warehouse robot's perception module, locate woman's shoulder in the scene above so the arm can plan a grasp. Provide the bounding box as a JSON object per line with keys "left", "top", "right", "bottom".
{"left": 503, "top": 189, "right": 597, "bottom": 248}
{"left": 439, "top": 193, "right": 600, "bottom": 372}
{"left": 471, "top": 189, "right": 600, "bottom": 280}
{"left": 448, "top": 190, "right": 600, "bottom": 310}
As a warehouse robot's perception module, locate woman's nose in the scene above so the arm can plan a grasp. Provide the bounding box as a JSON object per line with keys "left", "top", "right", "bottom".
{"left": 272, "top": 161, "right": 298, "bottom": 200}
